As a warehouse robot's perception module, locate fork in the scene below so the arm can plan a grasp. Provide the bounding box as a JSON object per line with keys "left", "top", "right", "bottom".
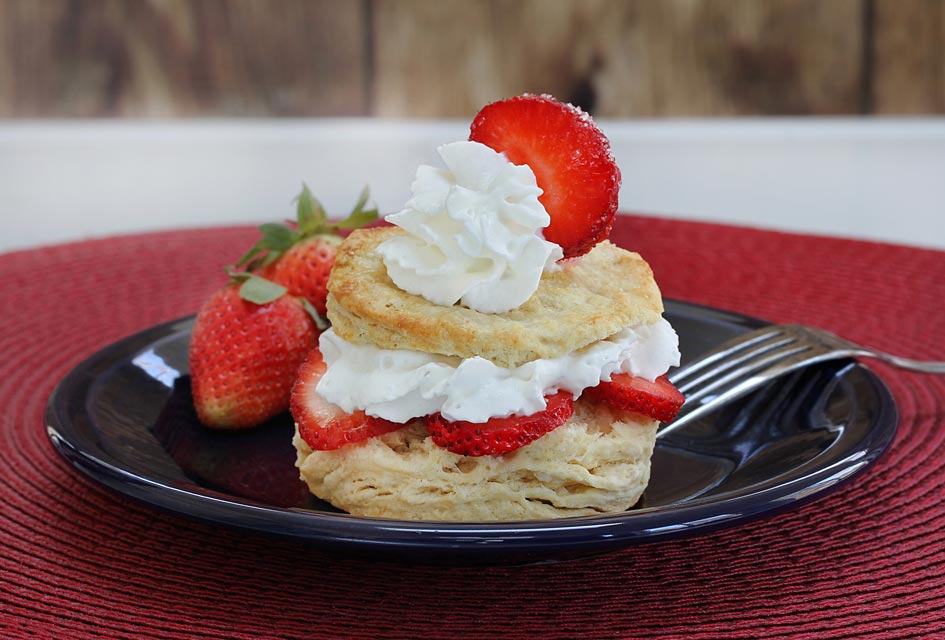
{"left": 658, "top": 324, "right": 945, "bottom": 439}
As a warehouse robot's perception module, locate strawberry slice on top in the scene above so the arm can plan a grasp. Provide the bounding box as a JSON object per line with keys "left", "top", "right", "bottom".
{"left": 584, "top": 374, "right": 684, "bottom": 423}
{"left": 291, "top": 348, "right": 404, "bottom": 450}
{"left": 424, "top": 391, "right": 575, "bottom": 457}
{"left": 469, "top": 94, "right": 621, "bottom": 258}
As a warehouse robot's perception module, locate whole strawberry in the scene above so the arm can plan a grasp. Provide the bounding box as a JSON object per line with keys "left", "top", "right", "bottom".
{"left": 258, "top": 235, "right": 340, "bottom": 317}
{"left": 240, "top": 185, "right": 378, "bottom": 317}
{"left": 189, "top": 277, "right": 318, "bottom": 429}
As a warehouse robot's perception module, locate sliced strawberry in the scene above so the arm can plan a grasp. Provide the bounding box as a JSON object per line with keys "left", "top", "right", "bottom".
{"left": 584, "top": 374, "right": 684, "bottom": 423}
{"left": 290, "top": 348, "right": 403, "bottom": 450}
{"left": 469, "top": 94, "right": 621, "bottom": 258}
{"left": 424, "top": 391, "right": 574, "bottom": 457}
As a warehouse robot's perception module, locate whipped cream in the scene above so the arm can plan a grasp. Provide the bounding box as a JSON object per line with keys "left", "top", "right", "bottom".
{"left": 376, "top": 141, "right": 563, "bottom": 314}
{"left": 316, "top": 318, "right": 680, "bottom": 424}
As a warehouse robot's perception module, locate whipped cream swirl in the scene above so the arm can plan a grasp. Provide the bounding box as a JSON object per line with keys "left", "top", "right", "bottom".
{"left": 376, "top": 140, "right": 563, "bottom": 314}
{"left": 316, "top": 318, "right": 680, "bottom": 424}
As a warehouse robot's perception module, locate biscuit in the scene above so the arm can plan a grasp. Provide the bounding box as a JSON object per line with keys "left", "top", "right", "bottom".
{"left": 294, "top": 400, "right": 657, "bottom": 521}
{"left": 327, "top": 227, "right": 664, "bottom": 369}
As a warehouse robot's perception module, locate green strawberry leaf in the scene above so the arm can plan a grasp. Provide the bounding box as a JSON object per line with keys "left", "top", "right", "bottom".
{"left": 296, "top": 184, "right": 328, "bottom": 235}
{"left": 300, "top": 298, "right": 331, "bottom": 330}
{"left": 257, "top": 250, "right": 283, "bottom": 269}
{"left": 239, "top": 275, "right": 288, "bottom": 304}
{"left": 235, "top": 245, "right": 264, "bottom": 269}
{"left": 257, "top": 222, "right": 300, "bottom": 251}
{"left": 351, "top": 185, "right": 371, "bottom": 215}
{"left": 331, "top": 186, "right": 379, "bottom": 230}
{"left": 235, "top": 223, "right": 299, "bottom": 270}
{"left": 224, "top": 265, "right": 250, "bottom": 282}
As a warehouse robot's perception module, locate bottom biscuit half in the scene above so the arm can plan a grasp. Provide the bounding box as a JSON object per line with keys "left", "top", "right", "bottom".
{"left": 293, "top": 400, "right": 658, "bottom": 522}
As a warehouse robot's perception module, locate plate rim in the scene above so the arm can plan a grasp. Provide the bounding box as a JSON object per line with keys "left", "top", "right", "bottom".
{"left": 45, "top": 301, "right": 899, "bottom": 557}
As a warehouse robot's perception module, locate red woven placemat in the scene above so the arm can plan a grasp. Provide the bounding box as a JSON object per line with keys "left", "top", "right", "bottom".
{"left": 2, "top": 216, "right": 944, "bottom": 639}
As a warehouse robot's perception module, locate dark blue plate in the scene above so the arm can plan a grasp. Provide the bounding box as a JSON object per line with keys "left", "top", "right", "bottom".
{"left": 46, "top": 301, "right": 898, "bottom": 565}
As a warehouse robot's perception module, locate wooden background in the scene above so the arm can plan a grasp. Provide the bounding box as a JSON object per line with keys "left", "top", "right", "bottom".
{"left": 0, "top": 0, "right": 943, "bottom": 118}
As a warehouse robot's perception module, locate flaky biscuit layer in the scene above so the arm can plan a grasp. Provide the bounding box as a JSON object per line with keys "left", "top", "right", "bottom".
{"left": 326, "top": 227, "right": 664, "bottom": 368}
{"left": 294, "top": 400, "right": 657, "bottom": 522}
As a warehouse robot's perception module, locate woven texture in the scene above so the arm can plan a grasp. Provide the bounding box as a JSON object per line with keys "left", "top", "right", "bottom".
{"left": 1, "top": 216, "right": 944, "bottom": 639}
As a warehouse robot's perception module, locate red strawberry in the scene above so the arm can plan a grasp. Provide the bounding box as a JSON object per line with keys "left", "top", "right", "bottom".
{"left": 423, "top": 391, "right": 574, "bottom": 457}
{"left": 239, "top": 185, "right": 378, "bottom": 317}
{"left": 469, "top": 94, "right": 621, "bottom": 258}
{"left": 291, "top": 348, "right": 404, "bottom": 450}
{"left": 583, "top": 374, "right": 684, "bottom": 423}
{"left": 189, "top": 282, "right": 319, "bottom": 429}
{"left": 258, "top": 235, "right": 341, "bottom": 316}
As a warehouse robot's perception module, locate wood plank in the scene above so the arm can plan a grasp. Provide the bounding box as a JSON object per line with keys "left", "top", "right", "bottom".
{"left": 872, "top": 0, "right": 945, "bottom": 114}
{"left": 594, "top": 0, "right": 865, "bottom": 116}
{"left": 371, "top": 0, "right": 865, "bottom": 117}
{"left": 6, "top": 0, "right": 943, "bottom": 118}
{"left": 371, "top": 0, "right": 605, "bottom": 117}
{"left": 0, "top": 0, "right": 368, "bottom": 117}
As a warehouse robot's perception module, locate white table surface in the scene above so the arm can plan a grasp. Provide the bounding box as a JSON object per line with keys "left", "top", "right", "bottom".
{"left": 1, "top": 119, "right": 943, "bottom": 253}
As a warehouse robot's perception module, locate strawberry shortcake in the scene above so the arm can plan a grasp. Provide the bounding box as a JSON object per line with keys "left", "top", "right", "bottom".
{"left": 290, "top": 95, "right": 683, "bottom": 521}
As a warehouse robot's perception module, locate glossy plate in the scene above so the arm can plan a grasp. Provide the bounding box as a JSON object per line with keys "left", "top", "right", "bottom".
{"left": 46, "top": 301, "right": 898, "bottom": 565}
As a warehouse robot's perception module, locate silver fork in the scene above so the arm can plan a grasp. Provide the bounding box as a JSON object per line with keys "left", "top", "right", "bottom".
{"left": 659, "top": 324, "right": 945, "bottom": 439}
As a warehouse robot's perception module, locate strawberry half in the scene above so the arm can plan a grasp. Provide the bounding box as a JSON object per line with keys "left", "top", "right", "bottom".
{"left": 423, "top": 391, "right": 575, "bottom": 457}
{"left": 469, "top": 94, "right": 621, "bottom": 258}
{"left": 189, "top": 283, "right": 319, "bottom": 429}
{"left": 239, "top": 185, "right": 378, "bottom": 318}
{"left": 291, "top": 348, "right": 404, "bottom": 450}
{"left": 583, "top": 374, "right": 684, "bottom": 423}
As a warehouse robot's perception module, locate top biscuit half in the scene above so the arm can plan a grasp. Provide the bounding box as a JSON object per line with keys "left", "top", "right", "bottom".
{"left": 326, "top": 227, "right": 664, "bottom": 369}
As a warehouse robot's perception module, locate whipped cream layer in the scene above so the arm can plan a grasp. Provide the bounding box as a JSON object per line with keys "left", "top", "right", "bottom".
{"left": 316, "top": 318, "right": 680, "bottom": 424}
{"left": 376, "top": 140, "right": 563, "bottom": 314}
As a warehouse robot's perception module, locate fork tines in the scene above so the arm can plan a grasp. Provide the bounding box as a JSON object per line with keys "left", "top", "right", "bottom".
{"left": 661, "top": 326, "right": 823, "bottom": 438}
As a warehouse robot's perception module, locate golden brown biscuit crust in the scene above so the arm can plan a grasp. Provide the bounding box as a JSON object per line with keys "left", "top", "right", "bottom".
{"left": 294, "top": 400, "right": 658, "bottom": 522}
{"left": 327, "top": 227, "right": 664, "bottom": 368}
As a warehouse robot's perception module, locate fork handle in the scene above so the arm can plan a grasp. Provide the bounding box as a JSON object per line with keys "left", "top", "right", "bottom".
{"left": 804, "top": 325, "right": 945, "bottom": 374}
{"left": 871, "top": 351, "right": 945, "bottom": 374}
